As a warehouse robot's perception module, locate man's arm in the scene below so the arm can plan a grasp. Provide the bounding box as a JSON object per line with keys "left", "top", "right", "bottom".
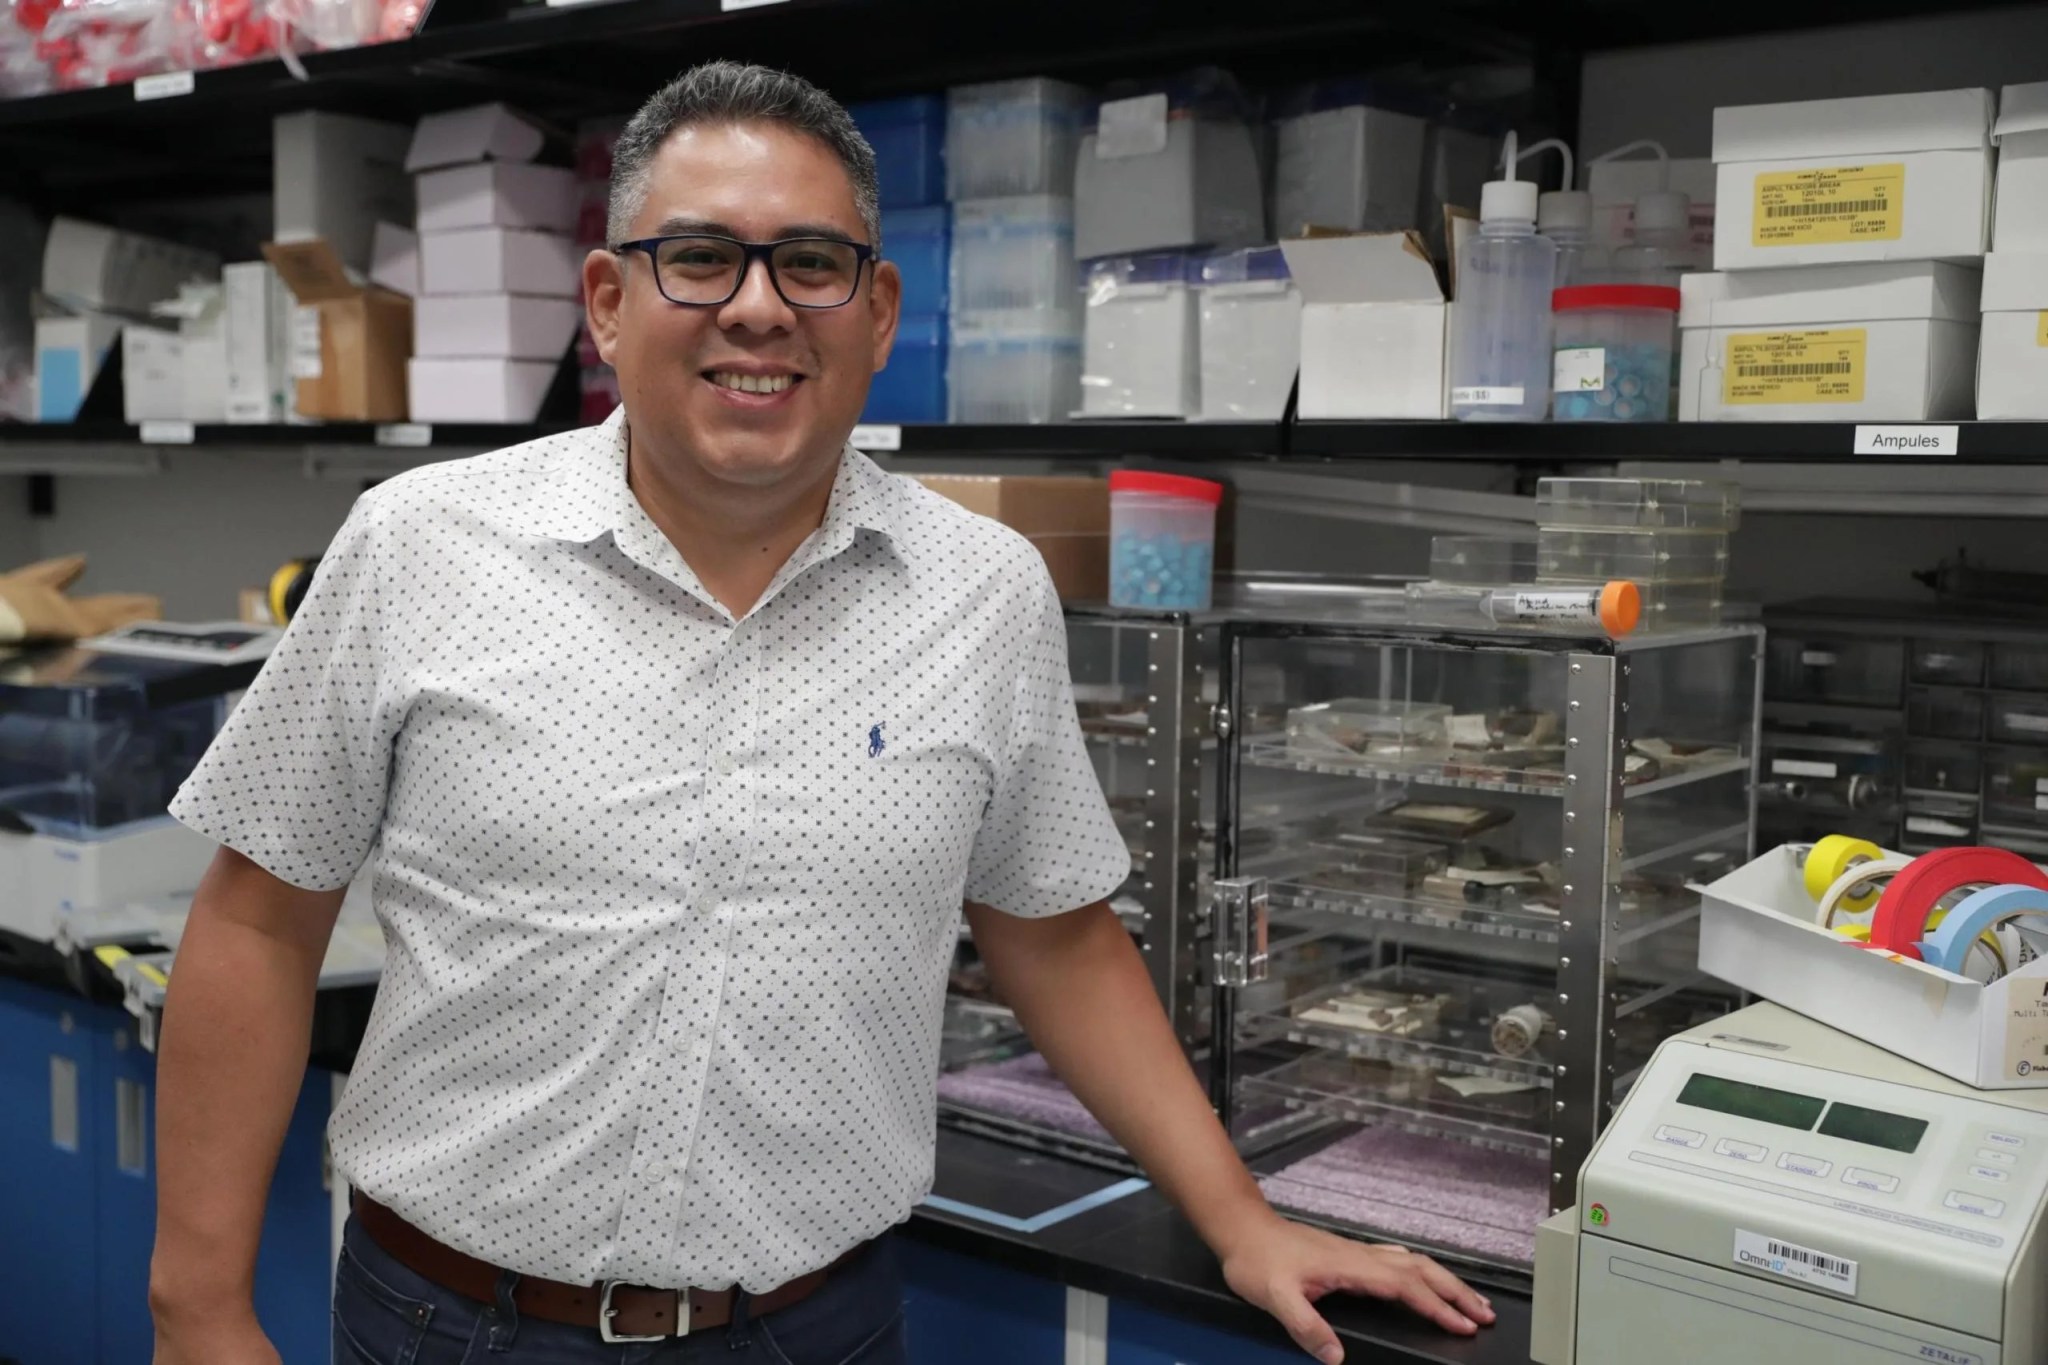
{"left": 964, "top": 900, "right": 1494, "bottom": 1364}
{"left": 149, "top": 846, "right": 346, "bottom": 1365}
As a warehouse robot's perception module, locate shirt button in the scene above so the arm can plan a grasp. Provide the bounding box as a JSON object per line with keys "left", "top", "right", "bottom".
{"left": 714, "top": 754, "right": 737, "bottom": 777}
{"left": 695, "top": 895, "right": 716, "bottom": 915}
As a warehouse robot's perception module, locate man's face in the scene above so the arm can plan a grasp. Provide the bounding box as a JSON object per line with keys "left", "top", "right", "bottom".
{"left": 584, "top": 121, "right": 899, "bottom": 488}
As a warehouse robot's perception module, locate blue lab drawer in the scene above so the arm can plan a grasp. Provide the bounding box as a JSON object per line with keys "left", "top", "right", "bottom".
{"left": 901, "top": 1240, "right": 1066, "bottom": 1365}
{"left": 865, "top": 313, "right": 947, "bottom": 424}
{"left": 850, "top": 95, "right": 947, "bottom": 208}
{"left": 883, "top": 204, "right": 951, "bottom": 315}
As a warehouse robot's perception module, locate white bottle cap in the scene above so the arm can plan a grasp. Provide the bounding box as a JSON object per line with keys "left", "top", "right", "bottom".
{"left": 1538, "top": 189, "right": 1591, "bottom": 233}
{"left": 1634, "top": 190, "right": 1690, "bottom": 234}
{"left": 1480, "top": 178, "right": 1539, "bottom": 224}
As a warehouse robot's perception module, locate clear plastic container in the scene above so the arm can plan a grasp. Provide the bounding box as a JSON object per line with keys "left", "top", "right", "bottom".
{"left": 1549, "top": 284, "right": 1679, "bottom": 423}
{"left": 945, "top": 77, "right": 1090, "bottom": 201}
{"left": 1763, "top": 634, "right": 1903, "bottom": 707}
{"left": 949, "top": 195, "right": 1079, "bottom": 315}
{"left": 1989, "top": 695, "right": 2048, "bottom": 745}
{"left": 1300, "top": 833, "right": 1450, "bottom": 896}
{"left": 1535, "top": 526, "right": 1727, "bottom": 582}
{"left": 1990, "top": 641, "right": 2048, "bottom": 692}
{"left": 1630, "top": 578, "right": 1724, "bottom": 630}
{"left": 1910, "top": 640, "right": 1985, "bottom": 687}
{"left": 1198, "top": 246, "right": 1301, "bottom": 420}
{"left": 1448, "top": 180, "right": 1557, "bottom": 423}
{"left": 1108, "top": 470, "right": 1223, "bottom": 609}
{"left": 1908, "top": 688, "right": 1985, "bottom": 742}
{"left": 947, "top": 309, "right": 1080, "bottom": 423}
{"left": 1285, "top": 698, "right": 1453, "bottom": 761}
{"left": 1081, "top": 252, "right": 1200, "bottom": 417}
{"left": 1429, "top": 535, "right": 1535, "bottom": 586}
{"left": 1534, "top": 476, "right": 1740, "bottom": 531}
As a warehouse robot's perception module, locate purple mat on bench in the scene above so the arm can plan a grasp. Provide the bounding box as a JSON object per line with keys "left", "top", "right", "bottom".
{"left": 1258, "top": 1127, "right": 1548, "bottom": 1265}
{"left": 937, "top": 1052, "right": 1114, "bottom": 1142}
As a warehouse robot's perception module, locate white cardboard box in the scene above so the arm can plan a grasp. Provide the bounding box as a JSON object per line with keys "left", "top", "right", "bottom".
{"left": 1272, "top": 104, "right": 1427, "bottom": 237}
{"left": 408, "top": 357, "right": 557, "bottom": 422}
{"left": 1199, "top": 278, "right": 1302, "bottom": 420}
{"left": 1587, "top": 155, "right": 1716, "bottom": 253}
{"left": 414, "top": 295, "right": 583, "bottom": 360}
{"left": 1977, "top": 250, "right": 2048, "bottom": 418}
{"left": 33, "top": 312, "right": 121, "bottom": 421}
{"left": 405, "top": 102, "right": 544, "bottom": 173}
{"left": 370, "top": 222, "right": 420, "bottom": 297}
{"left": 1711, "top": 88, "right": 1994, "bottom": 270}
{"left": 1279, "top": 231, "right": 1446, "bottom": 419}
{"left": 1678, "top": 261, "right": 1980, "bottom": 422}
{"left": 418, "top": 227, "right": 581, "bottom": 297}
{"left": 1700, "top": 844, "right": 2048, "bottom": 1091}
{"left": 273, "top": 111, "right": 413, "bottom": 276}
{"left": 1080, "top": 268, "right": 1199, "bottom": 417}
{"left": 222, "top": 261, "right": 292, "bottom": 424}
{"left": 41, "top": 217, "right": 219, "bottom": 317}
{"left": 416, "top": 162, "right": 579, "bottom": 235}
{"left": 1992, "top": 82, "right": 2048, "bottom": 251}
{"left": 1074, "top": 113, "right": 1265, "bottom": 261}
{"left": 121, "top": 326, "right": 186, "bottom": 423}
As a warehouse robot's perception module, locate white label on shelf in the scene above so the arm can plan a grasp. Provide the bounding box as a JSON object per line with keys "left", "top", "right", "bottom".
{"left": 289, "top": 306, "right": 323, "bottom": 379}
{"left": 1853, "top": 424, "right": 1959, "bottom": 457}
{"left": 1553, "top": 347, "right": 1606, "bottom": 393}
{"left": 375, "top": 424, "right": 433, "bottom": 448}
{"left": 2035, "top": 795, "right": 2048, "bottom": 812}
{"left": 1772, "top": 758, "right": 1837, "bottom": 779}
{"left": 2006, "top": 712, "right": 2048, "bottom": 734}
{"left": 720, "top": 0, "right": 789, "bottom": 9}
{"left": 1799, "top": 649, "right": 1837, "bottom": 666}
{"left": 133, "top": 70, "right": 195, "bottom": 101}
{"left": 1097, "top": 94, "right": 1170, "bottom": 159}
{"left": 850, "top": 423, "right": 902, "bottom": 451}
{"left": 1451, "top": 385, "right": 1526, "bottom": 406}
{"left": 1734, "top": 1229, "right": 1858, "bottom": 1297}
{"left": 1907, "top": 815, "right": 1969, "bottom": 837}
{"left": 137, "top": 420, "right": 194, "bottom": 445}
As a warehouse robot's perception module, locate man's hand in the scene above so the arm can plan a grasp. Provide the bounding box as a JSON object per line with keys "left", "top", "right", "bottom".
{"left": 151, "top": 1303, "right": 281, "bottom": 1365}
{"left": 1220, "top": 1214, "right": 1495, "bottom": 1363}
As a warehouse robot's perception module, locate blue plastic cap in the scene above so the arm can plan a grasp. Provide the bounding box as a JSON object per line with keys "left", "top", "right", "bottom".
{"left": 1201, "top": 245, "right": 1290, "bottom": 284}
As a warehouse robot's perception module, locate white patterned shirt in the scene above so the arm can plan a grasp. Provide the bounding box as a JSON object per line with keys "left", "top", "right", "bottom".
{"left": 169, "top": 408, "right": 1128, "bottom": 1291}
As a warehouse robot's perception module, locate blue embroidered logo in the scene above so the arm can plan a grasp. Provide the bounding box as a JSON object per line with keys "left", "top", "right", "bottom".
{"left": 867, "top": 724, "right": 887, "bottom": 758}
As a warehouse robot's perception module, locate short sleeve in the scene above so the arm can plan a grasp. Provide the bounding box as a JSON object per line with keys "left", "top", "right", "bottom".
{"left": 963, "top": 576, "right": 1130, "bottom": 918}
{"left": 168, "top": 496, "right": 406, "bottom": 892}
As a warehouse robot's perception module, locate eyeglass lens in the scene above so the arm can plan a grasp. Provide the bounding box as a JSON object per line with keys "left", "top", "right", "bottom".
{"left": 651, "top": 237, "right": 863, "bottom": 307}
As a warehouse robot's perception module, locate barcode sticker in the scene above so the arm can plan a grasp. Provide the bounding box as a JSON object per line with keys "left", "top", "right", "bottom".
{"left": 1752, "top": 164, "right": 1903, "bottom": 248}
{"left": 1771, "top": 758, "right": 1836, "bottom": 779}
{"left": 1733, "top": 1229, "right": 1858, "bottom": 1296}
{"left": 1723, "top": 329, "right": 1866, "bottom": 405}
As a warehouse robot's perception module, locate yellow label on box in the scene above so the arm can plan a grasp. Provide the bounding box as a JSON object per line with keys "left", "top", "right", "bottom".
{"left": 1722, "top": 329, "right": 1867, "bottom": 405}
{"left": 1752, "top": 164, "right": 1904, "bottom": 246}
{"left": 2038, "top": 311, "right": 2048, "bottom": 347}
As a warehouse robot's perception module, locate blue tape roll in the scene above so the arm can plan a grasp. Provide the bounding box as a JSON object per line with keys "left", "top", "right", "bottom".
{"left": 1914, "top": 883, "right": 2048, "bottom": 975}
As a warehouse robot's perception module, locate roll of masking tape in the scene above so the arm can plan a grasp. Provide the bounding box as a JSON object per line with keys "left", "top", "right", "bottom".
{"left": 1915, "top": 884, "right": 2048, "bottom": 977}
{"left": 1803, "top": 834, "right": 1886, "bottom": 910}
{"left": 1815, "top": 855, "right": 1913, "bottom": 930}
{"left": 1869, "top": 847, "right": 2048, "bottom": 956}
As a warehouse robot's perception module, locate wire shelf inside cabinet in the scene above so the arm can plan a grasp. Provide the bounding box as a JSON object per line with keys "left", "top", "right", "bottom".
{"left": 1242, "top": 736, "right": 1749, "bottom": 800}
{"left": 1267, "top": 882, "right": 1563, "bottom": 945}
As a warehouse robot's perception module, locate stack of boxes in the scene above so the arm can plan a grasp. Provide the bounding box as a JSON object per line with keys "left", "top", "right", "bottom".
{"left": 405, "top": 103, "right": 580, "bottom": 424}
{"left": 32, "top": 217, "right": 218, "bottom": 422}
{"left": 572, "top": 118, "right": 625, "bottom": 424}
{"left": 1678, "top": 88, "right": 1992, "bottom": 423}
{"left": 1532, "top": 476, "right": 1741, "bottom": 632}
{"left": 1979, "top": 81, "right": 2048, "bottom": 419}
{"left": 848, "top": 94, "right": 949, "bottom": 424}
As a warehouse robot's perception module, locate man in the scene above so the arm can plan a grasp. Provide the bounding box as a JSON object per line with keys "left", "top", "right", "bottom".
{"left": 149, "top": 61, "right": 1494, "bottom": 1365}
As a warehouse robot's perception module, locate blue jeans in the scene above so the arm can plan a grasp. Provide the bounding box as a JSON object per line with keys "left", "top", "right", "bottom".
{"left": 332, "top": 1214, "right": 908, "bottom": 1365}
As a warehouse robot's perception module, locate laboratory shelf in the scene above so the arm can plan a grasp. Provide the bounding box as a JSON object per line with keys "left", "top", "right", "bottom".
{"left": 1241, "top": 1053, "right": 1551, "bottom": 1158}
{"left": 1240, "top": 736, "right": 1748, "bottom": 800}
{"left": 1267, "top": 884, "right": 1562, "bottom": 946}
{"left": 1289, "top": 420, "right": 2048, "bottom": 464}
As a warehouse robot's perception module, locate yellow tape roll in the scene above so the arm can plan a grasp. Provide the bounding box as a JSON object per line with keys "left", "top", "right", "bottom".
{"left": 1804, "top": 834, "right": 1885, "bottom": 910}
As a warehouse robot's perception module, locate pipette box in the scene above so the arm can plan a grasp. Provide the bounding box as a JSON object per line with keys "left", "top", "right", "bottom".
{"left": 1198, "top": 246, "right": 1301, "bottom": 420}
{"left": 849, "top": 96, "right": 946, "bottom": 209}
{"left": 947, "top": 309, "right": 1081, "bottom": 423}
{"left": 1080, "top": 252, "right": 1200, "bottom": 417}
{"left": 950, "top": 195, "right": 1077, "bottom": 315}
{"left": 863, "top": 313, "right": 946, "bottom": 423}
{"left": 945, "top": 77, "right": 1089, "bottom": 201}
{"left": 882, "top": 205, "right": 951, "bottom": 316}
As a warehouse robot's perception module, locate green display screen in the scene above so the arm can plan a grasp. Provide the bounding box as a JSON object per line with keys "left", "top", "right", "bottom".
{"left": 1677, "top": 1073, "right": 1827, "bottom": 1131}
{"left": 1817, "top": 1102, "right": 1929, "bottom": 1155}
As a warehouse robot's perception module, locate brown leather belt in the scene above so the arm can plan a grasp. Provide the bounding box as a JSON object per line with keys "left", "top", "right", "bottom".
{"left": 352, "top": 1194, "right": 859, "bottom": 1342}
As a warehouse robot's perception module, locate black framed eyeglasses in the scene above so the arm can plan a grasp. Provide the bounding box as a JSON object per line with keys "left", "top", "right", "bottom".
{"left": 611, "top": 233, "right": 876, "bottom": 309}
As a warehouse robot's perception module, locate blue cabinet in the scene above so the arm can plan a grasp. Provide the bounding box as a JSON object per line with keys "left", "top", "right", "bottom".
{"left": 901, "top": 1240, "right": 1066, "bottom": 1365}
{"left": 1106, "top": 1298, "right": 1308, "bottom": 1365}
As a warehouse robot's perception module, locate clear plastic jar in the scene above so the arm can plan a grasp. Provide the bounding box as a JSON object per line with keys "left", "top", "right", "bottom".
{"left": 1549, "top": 284, "right": 1679, "bottom": 422}
{"left": 1109, "top": 471, "right": 1223, "bottom": 610}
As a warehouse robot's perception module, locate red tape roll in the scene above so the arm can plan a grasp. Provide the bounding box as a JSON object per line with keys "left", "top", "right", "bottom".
{"left": 1867, "top": 847, "right": 2048, "bottom": 955}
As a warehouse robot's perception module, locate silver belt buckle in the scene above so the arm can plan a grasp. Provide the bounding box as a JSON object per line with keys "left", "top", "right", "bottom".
{"left": 598, "top": 1281, "right": 688, "bottom": 1342}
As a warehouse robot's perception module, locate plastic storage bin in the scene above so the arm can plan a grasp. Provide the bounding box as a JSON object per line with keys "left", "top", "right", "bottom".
{"left": 1535, "top": 476, "right": 1740, "bottom": 531}
{"left": 1763, "top": 634, "right": 1904, "bottom": 707}
{"left": 863, "top": 314, "right": 946, "bottom": 423}
{"left": 950, "top": 195, "right": 1079, "bottom": 315}
{"left": 1535, "top": 527, "right": 1727, "bottom": 582}
{"left": 947, "top": 310, "right": 1080, "bottom": 423}
{"left": 1990, "top": 641, "right": 2048, "bottom": 692}
{"left": 1907, "top": 688, "right": 1985, "bottom": 741}
{"left": 1910, "top": 640, "right": 1986, "bottom": 687}
{"left": 1299, "top": 834, "right": 1450, "bottom": 897}
{"left": 1284, "top": 698, "right": 1453, "bottom": 762}
{"left": 881, "top": 205, "right": 950, "bottom": 316}
{"left": 1081, "top": 252, "right": 1200, "bottom": 417}
{"left": 1428, "top": 535, "right": 1535, "bottom": 586}
{"left": 1989, "top": 694, "right": 2048, "bottom": 745}
{"left": 847, "top": 95, "right": 946, "bottom": 208}
{"left": 945, "top": 77, "right": 1090, "bottom": 200}
{"left": 1198, "top": 246, "right": 1301, "bottom": 420}
{"left": 1108, "top": 470, "right": 1223, "bottom": 610}
{"left": 1549, "top": 284, "right": 1679, "bottom": 422}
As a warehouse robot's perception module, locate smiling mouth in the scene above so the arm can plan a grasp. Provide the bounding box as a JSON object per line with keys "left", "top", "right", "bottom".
{"left": 706, "top": 371, "right": 800, "bottom": 394}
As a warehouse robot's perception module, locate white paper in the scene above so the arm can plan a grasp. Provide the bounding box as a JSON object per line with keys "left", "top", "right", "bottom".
{"left": 133, "top": 70, "right": 195, "bottom": 102}
{"left": 1451, "top": 385, "right": 1525, "bottom": 406}
{"left": 1446, "top": 714, "right": 1492, "bottom": 748}
{"left": 1853, "top": 424, "right": 1960, "bottom": 457}
{"left": 1096, "top": 94, "right": 1169, "bottom": 159}
{"left": 138, "top": 420, "right": 194, "bottom": 445}
{"left": 1553, "top": 347, "right": 1606, "bottom": 393}
{"left": 850, "top": 422, "right": 903, "bottom": 451}
{"left": 1733, "top": 1229, "right": 1858, "bottom": 1297}
{"left": 1771, "top": 758, "right": 1837, "bottom": 779}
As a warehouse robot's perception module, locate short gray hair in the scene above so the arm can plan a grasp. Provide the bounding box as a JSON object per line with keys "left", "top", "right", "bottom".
{"left": 607, "top": 61, "right": 882, "bottom": 253}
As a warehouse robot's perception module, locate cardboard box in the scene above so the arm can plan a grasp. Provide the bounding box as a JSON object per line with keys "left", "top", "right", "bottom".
{"left": 41, "top": 217, "right": 219, "bottom": 316}
{"left": 273, "top": 112, "right": 413, "bottom": 276}
{"left": 147, "top": 281, "right": 226, "bottom": 422}
{"left": 419, "top": 227, "right": 580, "bottom": 297}
{"left": 1700, "top": 844, "right": 2048, "bottom": 1091}
{"left": 33, "top": 313, "right": 121, "bottom": 421}
{"left": 405, "top": 102, "right": 544, "bottom": 173}
{"left": 1074, "top": 110, "right": 1265, "bottom": 261}
{"left": 913, "top": 474, "right": 1108, "bottom": 602}
{"left": 414, "top": 295, "right": 583, "bottom": 360}
{"left": 120, "top": 325, "right": 184, "bottom": 423}
{"left": 1279, "top": 231, "right": 1447, "bottom": 419}
{"left": 416, "top": 162, "right": 578, "bottom": 235}
{"left": 1272, "top": 104, "right": 1428, "bottom": 237}
{"left": 1678, "top": 261, "right": 1980, "bottom": 422}
{"left": 1711, "top": 88, "right": 1994, "bottom": 270}
{"left": 263, "top": 239, "right": 411, "bottom": 422}
{"left": 1976, "top": 251, "right": 2048, "bottom": 418}
{"left": 223, "top": 262, "right": 293, "bottom": 424}
{"left": 370, "top": 223, "right": 420, "bottom": 297}
{"left": 1992, "top": 81, "right": 2048, "bottom": 251}
{"left": 407, "top": 357, "right": 556, "bottom": 423}
{"left": 1587, "top": 155, "right": 1716, "bottom": 254}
